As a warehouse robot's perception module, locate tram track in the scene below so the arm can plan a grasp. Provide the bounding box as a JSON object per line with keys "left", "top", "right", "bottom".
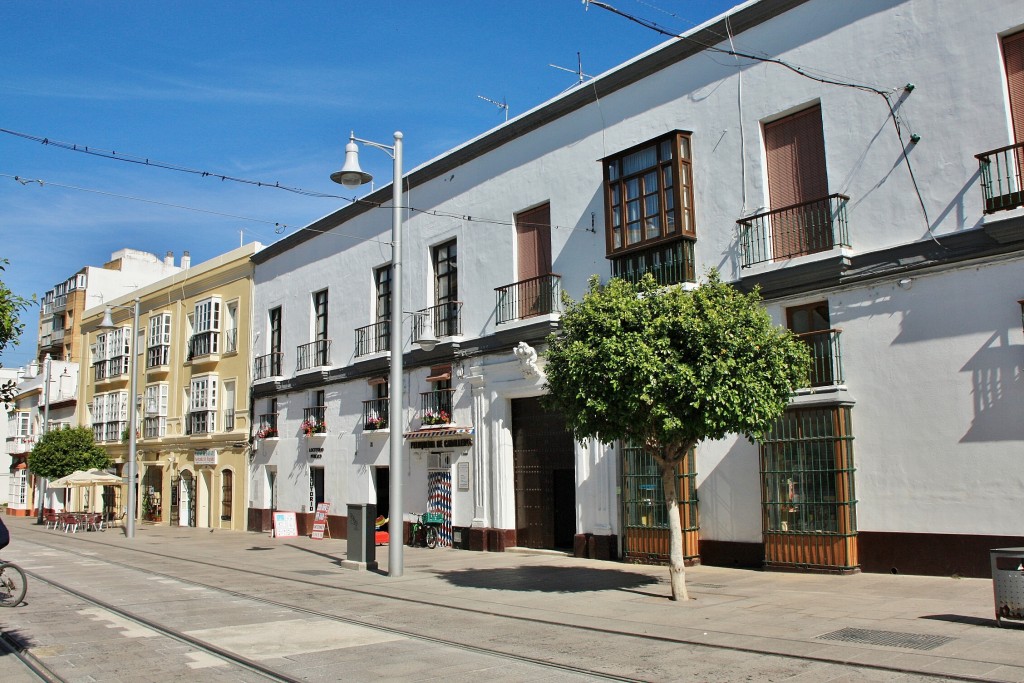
{"left": 12, "top": 526, "right": 980, "bottom": 683}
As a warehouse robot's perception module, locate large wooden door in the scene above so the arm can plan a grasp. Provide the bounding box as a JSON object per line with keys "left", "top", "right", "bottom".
{"left": 512, "top": 397, "right": 575, "bottom": 549}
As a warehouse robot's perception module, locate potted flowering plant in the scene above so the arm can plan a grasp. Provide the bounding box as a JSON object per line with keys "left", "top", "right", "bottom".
{"left": 300, "top": 419, "right": 327, "bottom": 436}
{"left": 256, "top": 426, "right": 279, "bottom": 439}
{"left": 421, "top": 409, "right": 451, "bottom": 426}
{"left": 365, "top": 415, "right": 387, "bottom": 430}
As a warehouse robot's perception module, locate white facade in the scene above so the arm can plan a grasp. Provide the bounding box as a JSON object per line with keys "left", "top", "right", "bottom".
{"left": 251, "top": 0, "right": 1024, "bottom": 575}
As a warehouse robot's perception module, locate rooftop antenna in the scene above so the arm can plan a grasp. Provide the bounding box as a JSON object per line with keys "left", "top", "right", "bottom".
{"left": 477, "top": 95, "right": 509, "bottom": 122}
{"left": 549, "top": 52, "right": 593, "bottom": 90}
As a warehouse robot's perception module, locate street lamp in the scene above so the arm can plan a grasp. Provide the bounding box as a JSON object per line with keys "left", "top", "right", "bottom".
{"left": 332, "top": 131, "right": 406, "bottom": 577}
{"left": 99, "top": 297, "right": 141, "bottom": 539}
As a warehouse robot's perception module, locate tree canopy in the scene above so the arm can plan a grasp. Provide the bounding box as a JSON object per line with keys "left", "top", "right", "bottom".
{"left": 28, "top": 427, "right": 113, "bottom": 481}
{"left": 1, "top": 258, "right": 34, "bottom": 406}
{"left": 543, "top": 270, "right": 811, "bottom": 600}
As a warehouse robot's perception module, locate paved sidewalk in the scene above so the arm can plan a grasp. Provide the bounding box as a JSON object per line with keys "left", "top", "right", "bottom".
{"left": 3, "top": 516, "right": 1022, "bottom": 681}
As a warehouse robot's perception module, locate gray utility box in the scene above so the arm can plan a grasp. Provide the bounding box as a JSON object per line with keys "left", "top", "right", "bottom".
{"left": 346, "top": 504, "right": 377, "bottom": 570}
{"left": 991, "top": 547, "right": 1024, "bottom": 627}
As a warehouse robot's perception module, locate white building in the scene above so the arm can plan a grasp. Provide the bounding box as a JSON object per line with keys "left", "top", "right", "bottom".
{"left": 249, "top": 0, "right": 1024, "bottom": 576}
{"left": 3, "top": 358, "right": 79, "bottom": 515}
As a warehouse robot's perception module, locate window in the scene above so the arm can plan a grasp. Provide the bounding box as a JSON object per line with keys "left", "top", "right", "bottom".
{"left": 433, "top": 240, "right": 459, "bottom": 337}
{"left": 225, "top": 301, "right": 239, "bottom": 353}
{"left": 93, "top": 327, "right": 131, "bottom": 380}
{"left": 603, "top": 131, "right": 695, "bottom": 255}
{"left": 303, "top": 389, "right": 327, "bottom": 434}
{"left": 269, "top": 307, "right": 282, "bottom": 375}
{"left": 787, "top": 302, "right": 842, "bottom": 387}
{"left": 421, "top": 364, "right": 453, "bottom": 424}
{"left": 146, "top": 313, "right": 172, "bottom": 368}
{"left": 297, "top": 289, "right": 330, "bottom": 370}
{"left": 189, "top": 296, "right": 222, "bottom": 359}
{"left": 92, "top": 390, "right": 128, "bottom": 442}
{"left": 9, "top": 469, "right": 27, "bottom": 506}
{"left": 375, "top": 265, "right": 391, "bottom": 323}
{"left": 1004, "top": 30, "right": 1024, "bottom": 147}
{"left": 12, "top": 411, "right": 30, "bottom": 437}
{"left": 188, "top": 374, "right": 218, "bottom": 434}
{"left": 760, "top": 406, "right": 857, "bottom": 570}
{"left": 222, "top": 380, "right": 236, "bottom": 432}
{"left": 221, "top": 470, "right": 233, "bottom": 521}
{"left": 143, "top": 383, "right": 169, "bottom": 438}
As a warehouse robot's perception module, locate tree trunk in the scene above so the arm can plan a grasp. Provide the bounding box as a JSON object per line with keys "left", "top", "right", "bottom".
{"left": 652, "top": 440, "right": 693, "bottom": 603}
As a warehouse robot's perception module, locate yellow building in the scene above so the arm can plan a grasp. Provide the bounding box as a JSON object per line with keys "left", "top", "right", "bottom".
{"left": 78, "top": 243, "right": 261, "bottom": 531}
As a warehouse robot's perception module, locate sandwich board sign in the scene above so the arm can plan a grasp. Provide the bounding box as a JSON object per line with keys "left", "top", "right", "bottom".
{"left": 272, "top": 511, "right": 298, "bottom": 538}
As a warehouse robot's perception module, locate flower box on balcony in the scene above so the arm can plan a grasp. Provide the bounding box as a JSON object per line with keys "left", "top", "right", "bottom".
{"left": 256, "top": 427, "right": 279, "bottom": 440}
{"left": 421, "top": 410, "right": 451, "bottom": 427}
{"left": 365, "top": 417, "right": 388, "bottom": 431}
{"left": 300, "top": 419, "right": 327, "bottom": 438}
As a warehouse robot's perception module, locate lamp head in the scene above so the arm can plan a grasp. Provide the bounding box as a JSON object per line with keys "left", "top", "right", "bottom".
{"left": 98, "top": 306, "right": 116, "bottom": 329}
{"left": 330, "top": 133, "right": 373, "bottom": 188}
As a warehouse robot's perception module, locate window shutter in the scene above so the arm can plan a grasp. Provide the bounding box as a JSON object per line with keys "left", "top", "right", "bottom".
{"left": 515, "top": 203, "right": 552, "bottom": 281}
{"left": 764, "top": 105, "right": 829, "bottom": 209}
{"left": 1004, "top": 31, "right": 1024, "bottom": 144}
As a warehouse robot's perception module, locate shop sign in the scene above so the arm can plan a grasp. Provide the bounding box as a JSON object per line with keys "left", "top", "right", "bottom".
{"left": 308, "top": 446, "right": 324, "bottom": 459}
{"left": 194, "top": 449, "right": 218, "bottom": 466}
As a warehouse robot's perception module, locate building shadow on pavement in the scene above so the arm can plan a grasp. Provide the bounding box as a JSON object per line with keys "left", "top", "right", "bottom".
{"left": 920, "top": 613, "right": 1019, "bottom": 629}
{"left": 436, "top": 565, "right": 661, "bottom": 593}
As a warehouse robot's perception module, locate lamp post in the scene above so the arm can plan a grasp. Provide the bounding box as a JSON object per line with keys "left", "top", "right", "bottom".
{"left": 99, "top": 298, "right": 141, "bottom": 539}
{"left": 332, "top": 131, "right": 406, "bottom": 576}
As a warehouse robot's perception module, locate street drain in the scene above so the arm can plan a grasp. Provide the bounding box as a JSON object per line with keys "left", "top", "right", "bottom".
{"left": 817, "top": 627, "right": 954, "bottom": 651}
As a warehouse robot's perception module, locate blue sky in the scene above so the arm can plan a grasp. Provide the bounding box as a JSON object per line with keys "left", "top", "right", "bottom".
{"left": 0, "top": 0, "right": 739, "bottom": 368}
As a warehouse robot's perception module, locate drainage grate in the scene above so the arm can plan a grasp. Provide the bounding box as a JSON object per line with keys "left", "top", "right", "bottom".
{"left": 689, "top": 583, "right": 726, "bottom": 589}
{"left": 817, "top": 627, "right": 954, "bottom": 651}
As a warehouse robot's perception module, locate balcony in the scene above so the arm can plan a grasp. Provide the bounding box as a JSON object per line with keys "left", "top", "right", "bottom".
{"left": 6, "top": 435, "right": 35, "bottom": 454}
{"left": 146, "top": 345, "right": 170, "bottom": 370}
{"left": 188, "top": 331, "right": 220, "bottom": 361}
{"left": 296, "top": 339, "right": 331, "bottom": 371}
{"left": 611, "top": 240, "right": 696, "bottom": 287}
{"left": 187, "top": 410, "right": 216, "bottom": 435}
{"left": 257, "top": 413, "right": 279, "bottom": 439}
{"left": 224, "top": 327, "right": 238, "bottom": 353}
{"left": 253, "top": 352, "right": 283, "bottom": 381}
{"left": 301, "top": 406, "right": 327, "bottom": 436}
{"left": 413, "top": 302, "right": 463, "bottom": 340}
{"left": 738, "top": 194, "right": 850, "bottom": 268}
{"left": 53, "top": 294, "right": 68, "bottom": 312}
{"left": 977, "top": 141, "right": 1024, "bottom": 213}
{"left": 143, "top": 416, "right": 166, "bottom": 439}
{"left": 51, "top": 328, "right": 66, "bottom": 343}
{"left": 495, "top": 274, "right": 562, "bottom": 325}
{"left": 355, "top": 321, "right": 390, "bottom": 357}
{"left": 420, "top": 389, "right": 455, "bottom": 426}
{"left": 362, "top": 397, "right": 389, "bottom": 431}
{"left": 795, "top": 329, "right": 844, "bottom": 389}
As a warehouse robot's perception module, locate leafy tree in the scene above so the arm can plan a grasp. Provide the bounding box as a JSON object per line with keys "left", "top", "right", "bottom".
{"left": 28, "top": 427, "right": 113, "bottom": 480}
{"left": 543, "top": 270, "right": 811, "bottom": 602}
{"left": 0, "top": 258, "right": 35, "bottom": 407}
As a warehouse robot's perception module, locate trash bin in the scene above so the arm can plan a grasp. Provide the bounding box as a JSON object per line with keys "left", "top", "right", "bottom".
{"left": 990, "top": 547, "right": 1024, "bottom": 627}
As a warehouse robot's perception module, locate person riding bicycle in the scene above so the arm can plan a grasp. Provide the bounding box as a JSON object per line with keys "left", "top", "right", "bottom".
{"left": 0, "top": 515, "right": 9, "bottom": 552}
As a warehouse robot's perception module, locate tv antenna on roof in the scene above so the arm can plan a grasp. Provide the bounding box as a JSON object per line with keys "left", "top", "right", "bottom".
{"left": 549, "top": 52, "right": 593, "bottom": 90}
{"left": 477, "top": 95, "right": 509, "bottom": 122}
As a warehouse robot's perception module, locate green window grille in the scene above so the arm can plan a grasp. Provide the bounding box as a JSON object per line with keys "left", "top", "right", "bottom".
{"left": 620, "top": 442, "right": 699, "bottom": 564}
{"left": 759, "top": 406, "right": 857, "bottom": 570}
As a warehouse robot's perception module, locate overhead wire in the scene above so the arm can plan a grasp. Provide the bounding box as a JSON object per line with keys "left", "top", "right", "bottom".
{"left": 584, "top": 0, "right": 942, "bottom": 245}
{"left": 0, "top": 127, "right": 597, "bottom": 236}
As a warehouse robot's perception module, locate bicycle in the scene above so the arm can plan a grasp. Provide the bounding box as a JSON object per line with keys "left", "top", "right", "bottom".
{"left": 409, "top": 511, "right": 444, "bottom": 549}
{"left": 0, "top": 559, "right": 27, "bottom": 607}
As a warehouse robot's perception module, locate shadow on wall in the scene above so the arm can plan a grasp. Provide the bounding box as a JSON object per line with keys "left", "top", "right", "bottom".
{"left": 696, "top": 438, "right": 762, "bottom": 543}
{"left": 436, "top": 565, "right": 659, "bottom": 593}
{"left": 960, "top": 330, "right": 1024, "bottom": 443}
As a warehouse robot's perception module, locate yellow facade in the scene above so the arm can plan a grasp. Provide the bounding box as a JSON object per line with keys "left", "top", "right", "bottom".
{"left": 78, "top": 243, "right": 261, "bottom": 531}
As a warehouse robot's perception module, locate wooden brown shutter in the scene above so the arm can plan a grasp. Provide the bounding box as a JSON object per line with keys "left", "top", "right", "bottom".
{"left": 764, "top": 105, "right": 828, "bottom": 209}
{"left": 515, "top": 203, "right": 552, "bottom": 282}
{"left": 1004, "top": 31, "right": 1024, "bottom": 144}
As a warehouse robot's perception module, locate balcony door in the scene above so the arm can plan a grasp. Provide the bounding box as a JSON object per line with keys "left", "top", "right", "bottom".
{"left": 765, "top": 105, "right": 830, "bottom": 260}
{"left": 1004, "top": 30, "right": 1024, "bottom": 189}
{"left": 787, "top": 301, "right": 833, "bottom": 387}
{"left": 514, "top": 203, "right": 552, "bottom": 319}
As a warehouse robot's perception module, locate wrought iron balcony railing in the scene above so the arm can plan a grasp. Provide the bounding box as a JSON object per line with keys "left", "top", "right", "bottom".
{"left": 253, "top": 352, "right": 283, "bottom": 380}
{"left": 977, "top": 141, "right": 1024, "bottom": 213}
{"left": 302, "top": 406, "right": 327, "bottom": 435}
{"left": 738, "top": 194, "right": 850, "bottom": 267}
{"left": 223, "top": 408, "right": 236, "bottom": 432}
{"left": 224, "top": 327, "right": 238, "bottom": 353}
{"left": 296, "top": 339, "right": 331, "bottom": 371}
{"left": 420, "top": 389, "right": 455, "bottom": 425}
{"left": 355, "top": 320, "right": 390, "bottom": 357}
{"left": 362, "top": 398, "right": 389, "bottom": 430}
{"left": 795, "top": 328, "right": 844, "bottom": 388}
{"left": 257, "top": 413, "right": 279, "bottom": 438}
{"left": 495, "top": 274, "right": 562, "bottom": 325}
{"left": 413, "top": 302, "right": 463, "bottom": 340}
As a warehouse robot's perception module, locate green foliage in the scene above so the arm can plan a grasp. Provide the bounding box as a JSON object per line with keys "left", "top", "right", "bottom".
{"left": 0, "top": 258, "right": 35, "bottom": 407}
{"left": 27, "top": 427, "right": 113, "bottom": 480}
{"left": 543, "top": 270, "right": 811, "bottom": 457}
